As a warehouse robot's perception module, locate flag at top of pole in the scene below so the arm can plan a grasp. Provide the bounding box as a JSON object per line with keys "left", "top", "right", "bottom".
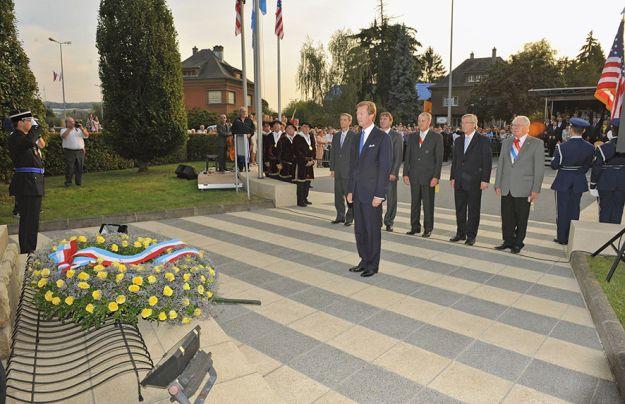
{"left": 595, "top": 16, "right": 625, "bottom": 120}
{"left": 235, "top": 0, "right": 243, "bottom": 35}
{"left": 275, "top": 0, "right": 284, "bottom": 39}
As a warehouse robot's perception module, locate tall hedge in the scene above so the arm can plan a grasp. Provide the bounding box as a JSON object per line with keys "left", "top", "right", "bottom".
{"left": 96, "top": 0, "right": 187, "bottom": 172}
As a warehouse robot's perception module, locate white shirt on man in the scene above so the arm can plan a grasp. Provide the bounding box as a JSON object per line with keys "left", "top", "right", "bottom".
{"left": 419, "top": 130, "right": 428, "bottom": 143}
{"left": 61, "top": 128, "right": 87, "bottom": 150}
{"left": 361, "top": 123, "right": 375, "bottom": 145}
{"left": 464, "top": 130, "right": 476, "bottom": 153}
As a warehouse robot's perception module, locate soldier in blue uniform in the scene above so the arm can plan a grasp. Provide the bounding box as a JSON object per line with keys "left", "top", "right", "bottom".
{"left": 590, "top": 119, "right": 625, "bottom": 224}
{"left": 7, "top": 110, "right": 46, "bottom": 254}
{"left": 550, "top": 118, "right": 595, "bottom": 245}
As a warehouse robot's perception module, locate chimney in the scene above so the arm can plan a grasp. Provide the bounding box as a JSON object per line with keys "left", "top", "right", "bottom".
{"left": 469, "top": 51, "right": 474, "bottom": 59}
{"left": 192, "top": 46, "right": 198, "bottom": 55}
{"left": 492, "top": 47, "right": 497, "bottom": 59}
{"left": 213, "top": 45, "right": 224, "bottom": 61}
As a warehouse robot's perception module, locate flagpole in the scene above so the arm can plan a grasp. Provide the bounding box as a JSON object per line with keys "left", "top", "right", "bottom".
{"left": 254, "top": 0, "right": 264, "bottom": 179}
{"left": 277, "top": 37, "right": 282, "bottom": 123}
{"left": 240, "top": 1, "right": 249, "bottom": 110}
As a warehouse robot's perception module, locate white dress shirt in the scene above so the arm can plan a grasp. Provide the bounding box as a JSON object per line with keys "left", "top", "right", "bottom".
{"left": 361, "top": 123, "right": 375, "bottom": 145}
{"left": 419, "top": 130, "right": 427, "bottom": 144}
{"left": 464, "top": 131, "right": 476, "bottom": 153}
{"left": 61, "top": 128, "right": 87, "bottom": 150}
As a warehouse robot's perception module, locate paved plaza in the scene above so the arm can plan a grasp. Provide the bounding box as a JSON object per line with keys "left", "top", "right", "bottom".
{"left": 23, "top": 194, "right": 619, "bottom": 403}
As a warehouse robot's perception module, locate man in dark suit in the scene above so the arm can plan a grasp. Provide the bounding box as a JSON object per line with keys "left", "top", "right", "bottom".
{"left": 231, "top": 107, "right": 255, "bottom": 171}
{"left": 347, "top": 101, "right": 392, "bottom": 277}
{"left": 380, "top": 112, "right": 404, "bottom": 232}
{"left": 403, "top": 112, "right": 443, "bottom": 238}
{"left": 450, "top": 114, "right": 493, "bottom": 245}
{"left": 330, "top": 113, "right": 356, "bottom": 225}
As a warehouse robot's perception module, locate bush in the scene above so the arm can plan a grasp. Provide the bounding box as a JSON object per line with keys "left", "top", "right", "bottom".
{"left": 186, "top": 133, "right": 221, "bottom": 161}
{"left": 187, "top": 108, "right": 219, "bottom": 130}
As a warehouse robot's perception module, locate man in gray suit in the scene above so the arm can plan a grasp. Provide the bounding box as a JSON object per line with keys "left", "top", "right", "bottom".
{"left": 494, "top": 115, "right": 545, "bottom": 254}
{"left": 403, "top": 112, "right": 443, "bottom": 237}
{"left": 330, "top": 113, "right": 356, "bottom": 225}
{"left": 380, "top": 112, "right": 404, "bottom": 232}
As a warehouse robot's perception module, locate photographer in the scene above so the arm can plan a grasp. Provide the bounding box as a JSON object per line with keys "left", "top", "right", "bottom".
{"left": 61, "top": 117, "right": 89, "bottom": 186}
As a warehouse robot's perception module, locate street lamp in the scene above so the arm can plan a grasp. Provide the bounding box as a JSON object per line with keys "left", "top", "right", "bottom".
{"left": 49, "top": 37, "right": 71, "bottom": 119}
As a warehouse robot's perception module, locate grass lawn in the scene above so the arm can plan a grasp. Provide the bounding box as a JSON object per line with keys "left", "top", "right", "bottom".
{"left": 0, "top": 161, "right": 260, "bottom": 225}
{"left": 588, "top": 255, "right": 625, "bottom": 327}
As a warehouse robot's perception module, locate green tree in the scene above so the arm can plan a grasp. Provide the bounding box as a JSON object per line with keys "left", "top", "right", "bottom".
{"left": 282, "top": 100, "right": 328, "bottom": 126}
{"left": 0, "top": 0, "right": 47, "bottom": 182}
{"left": 97, "top": 0, "right": 187, "bottom": 172}
{"left": 296, "top": 37, "right": 327, "bottom": 104}
{"left": 187, "top": 108, "right": 218, "bottom": 129}
{"left": 562, "top": 31, "right": 605, "bottom": 87}
{"left": 388, "top": 25, "right": 419, "bottom": 124}
{"left": 420, "top": 46, "right": 446, "bottom": 83}
{"left": 468, "top": 39, "right": 564, "bottom": 121}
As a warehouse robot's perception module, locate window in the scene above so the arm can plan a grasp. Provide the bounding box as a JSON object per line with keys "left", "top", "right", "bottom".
{"left": 207, "top": 91, "right": 222, "bottom": 104}
{"left": 227, "top": 91, "right": 235, "bottom": 105}
{"left": 183, "top": 68, "right": 199, "bottom": 77}
{"left": 467, "top": 74, "right": 484, "bottom": 83}
{"left": 442, "top": 96, "right": 459, "bottom": 107}
{"left": 247, "top": 95, "right": 252, "bottom": 106}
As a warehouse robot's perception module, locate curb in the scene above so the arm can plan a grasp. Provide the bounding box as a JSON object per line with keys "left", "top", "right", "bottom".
{"left": 570, "top": 251, "right": 625, "bottom": 400}
{"left": 7, "top": 199, "right": 275, "bottom": 235}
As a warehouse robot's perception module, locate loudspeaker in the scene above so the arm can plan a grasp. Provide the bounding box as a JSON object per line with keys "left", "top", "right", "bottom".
{"left": 175, "top": 165, "right": 198, "bottom": 180}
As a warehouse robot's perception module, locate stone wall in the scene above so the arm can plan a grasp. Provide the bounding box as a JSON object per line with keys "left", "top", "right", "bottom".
{"left": 0, "top": 225, "right": 21, "bottom": 359}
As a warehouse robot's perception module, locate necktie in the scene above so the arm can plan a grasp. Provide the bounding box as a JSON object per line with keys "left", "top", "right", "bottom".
{"left": 359, "top": 130, "right": 365, "bottom": 155}
{"left": 510, "top": 138, "right": 520, "bottom": 163}
{"left": 419, "top": 134, "right": 424, "bottom": 146}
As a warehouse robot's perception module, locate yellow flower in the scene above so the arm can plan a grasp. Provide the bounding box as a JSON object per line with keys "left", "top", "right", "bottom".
{"left": 128, "top": 284, "right": 140, "bottom": 293}
{"left": 56, "top": 279, "right": 65, "bottom": 288}
{"left": 181, "top": 317, "right": 192, "bottom": 324}
{"left": 41, "top": 268, "right": 50, "bottom": 277}
{"left": 183, "top": 273, "right": 191, "bottom": 282}
{"left": 65, "top": 296, "right": 74, "bottom": 305}
{"left": 158, "top": 311, "right": 167, "bottom": 321}
{"left": 168, "top": 310, "right": 178, "bottom": 319}
{"left": 77, "top": 272, "right": 90, "bottom": 281}
{"left": 182, "top": 298, "right": 190, "bottom": 306}
{"left": 66, "top": 269, "right": 75, "bottom": 278}
{"left": 148, "top": 296, "right": 158, "bottom": 306}
{"left": 85, "top": 303, "right": 94, "bottom": 313}
{"left": 44, "top": 290, "right": 54, "bottom": 301}
{"left": 197, "top": 285, "right": 205, "bottom": 295}
{"left": 37, "top": 278, "right": 47, "bottom": 288}
{"left": 111, "top": 244, "right": 119, "bottom": 252}
{"left": 206, "top": 291, "right": 214, "bottom": 299}
{"left": 163, "top": 286, "right": 173, "bottom": 297}
{"left": 97, "top": 271, "right": 108, "bottom": 280}
{"left": 164, "top": 272, "right": 175, "bottom": 282}
{"left": 77, "top": 282, "right": 90, "bottom": 290}
{"left": 108, "top": 302, "right": 119, "bottom": 312}
{"left": 209, "top": 268, "right": 215, "bottom": 277}
{"left": 143, "top": 241, "right": 150, "bottom": 248}
{"left": 78, "top": 235, "right": 87, "bottom": 243}
{"left": 137, "top": 237, "right": 144, "bottom": 243}
{"left": 133, "top": 241, "right": 142, "bottom": 248}
{"left": 116, "top": 295, "right": 126, "bottom": 304}
{"left": 147, "top": 275, "right": 157, "bottom": 284}
{"left": 93, "top": 264, "right": 105, "bottom": 271}
{"left": 96, "top": 235, "right": 105, "bottom": 244}
{"left": 52, "top": 297, "right": 61, "bottom": 305}
{"left": 132, "top": 276, "right": 143, "bottom": 286}
{"left": 193, "top": 308, "right": 202, "bottom": 317}
{"left": 70, "top": 236, "right": 77, "bottom": 241}
{"left": 118, "top": 264, "right": 127, "bottom": 272}
{"left": 183, "top": 283, "right": 191, "bottom": 291}
{"left": 141, "top": 308, "right": 153, "bottom": 318}
{"left": 115, "top": 273, "right": 125, "bottom": 282}
{"left": 121, "top": 240, "right": 129, "bottom": 248}
{"left": 200, "top": 275, "right": 206, "bottom": 283}
{"left": 60, "top": 239, "right": 68, "bottom": 244}
{"left": 199, "top": 251, "right": 205, "bottom": 258}
{"left": 97, "top": 258, "right": 104, "bottom": 264}
{"left": 92, "top": 290, "right": 102, "bottom": 300}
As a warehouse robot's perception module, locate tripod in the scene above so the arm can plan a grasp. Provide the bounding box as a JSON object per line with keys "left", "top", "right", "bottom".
{"left": 591, "top": 227, "right": 625, "bottom": 282}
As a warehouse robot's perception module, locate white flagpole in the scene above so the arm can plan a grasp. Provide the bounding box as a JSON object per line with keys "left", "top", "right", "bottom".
{"left": 277, "top": 37, "right": 282, "bottom": 123}
{"left": 241, "top": 1, "right": 249, "bottom": 110}
{"left": 254, "top": 0, "right": 264, "bottom": 179}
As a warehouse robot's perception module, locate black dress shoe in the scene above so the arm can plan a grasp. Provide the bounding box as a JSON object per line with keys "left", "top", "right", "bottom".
{"left": 331, "top": 219, "right": 345, "bottom": 224}
{"left": 406, "top": 229, "right": 421, "bottom": 235}
{"left": 511, "top": 246, "right": 521, "bottom": 254}
{"left": 385, "top": 225, "right": 393, "bottom": 232}
{"left": 494, "top": 243, "right": 511, "bottom": 250}
{"left": 349, "top": 265, "right": 365, "bottom": 272}
{"left": 553, "top": 238, "right": 567, "bottom": 245}
{"left": 297, "top": 202, "right": 307, "bottom": 207}
{"left": 422, "top": 231, "right": 431, "bottom": 238}
{"left": 360, "top": 270, "right": 377, "bottom": 277}
{"left": 305, "top": 200, "right": 312, "bottom": 205}
{"left": 465, "top": 238, "right": 476, "bottom": 246}
{"left": 344, "top": 221, "right": 353, "bottom": 226}
{"left": 449, "top": 235, "right": 466, "bottom": 242}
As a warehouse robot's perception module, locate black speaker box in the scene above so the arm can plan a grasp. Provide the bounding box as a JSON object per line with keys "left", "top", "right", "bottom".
{"left": 176, "top": 165, "right": 198, "bottom": 180}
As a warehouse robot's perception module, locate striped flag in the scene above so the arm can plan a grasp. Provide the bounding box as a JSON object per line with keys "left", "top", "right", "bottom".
{"left": 595, "top": 19, "right": 625, "bottom": 120}
{"left": 235, "top": 0, "right": 243, "bottom": 36}
{"left": 275, "top": 0, "right": 284, "bottom": 39}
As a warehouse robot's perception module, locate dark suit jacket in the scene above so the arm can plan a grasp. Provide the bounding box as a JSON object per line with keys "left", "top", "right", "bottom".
{"left": 387, "top": 130, "right": 404, "bottom": 177}
{"left": 330, "top": 130, "right": 356, "bottom": 179}
{"left": 348, "top": 126, "right": 392, "bottom": 203}
{"left": 403, "top": 130, "right": 444, "bottom": 185}
{"left": 450, "top": 132, "right": 492, "bottom": 191}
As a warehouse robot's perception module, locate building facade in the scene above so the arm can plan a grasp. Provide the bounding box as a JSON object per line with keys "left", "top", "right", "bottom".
{"left": 430, "top": 48, "right": 502, "bottom": 127}
{"left": 181, "top": 45, "right": 255, "bottom": 115}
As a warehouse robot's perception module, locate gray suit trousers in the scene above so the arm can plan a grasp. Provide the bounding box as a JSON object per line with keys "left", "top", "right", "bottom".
{"left": 384, "top": 180, "right": 398, "bottom": 226}
{"left": 334, "top": 176, "right": 353, "bottom": 222}
{"left": 410, "top": 183, "right": 435, "bottom": 232}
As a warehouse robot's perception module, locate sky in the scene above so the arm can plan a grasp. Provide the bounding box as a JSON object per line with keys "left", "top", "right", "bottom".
{"left": 13, "top": 0, "right": 625, "bottom": 111}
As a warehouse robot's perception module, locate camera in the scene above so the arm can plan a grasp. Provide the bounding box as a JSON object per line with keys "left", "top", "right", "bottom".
{"left": 75, "top": 120, "right": 82, "bottom": 128}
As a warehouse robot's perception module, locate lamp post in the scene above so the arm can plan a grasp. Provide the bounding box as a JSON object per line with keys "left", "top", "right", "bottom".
{"left": 49, "top": 37, "right": 71, "bottom": 119}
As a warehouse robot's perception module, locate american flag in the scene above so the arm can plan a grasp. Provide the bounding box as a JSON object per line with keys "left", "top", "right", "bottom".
{"left": 235, "top": 0, "right": 243, "bottom": 36}
{"left": 595, "top": 19, "right": 625, "bottom": 119}
{"left": 275, "top": 0, "right": 284, "bottom": 39}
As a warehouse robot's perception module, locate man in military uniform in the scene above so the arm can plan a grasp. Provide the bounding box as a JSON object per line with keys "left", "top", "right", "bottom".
{"left": 590, "top": 119, "right": 625, "bottom": 224}
{"left": 7, "top": 110, "right": 46, "bottom": 254}
{"left": 550, "top": 117, "right": 595, "bottom": 244}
